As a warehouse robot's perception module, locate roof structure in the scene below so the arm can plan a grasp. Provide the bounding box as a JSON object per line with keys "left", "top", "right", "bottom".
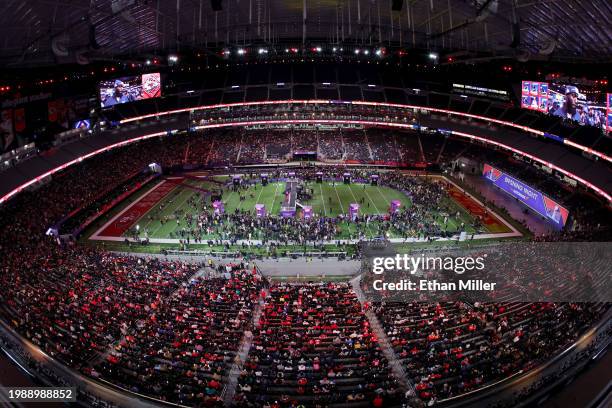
{"left": 0, "top": 0, "right": 610, "bottom": 66}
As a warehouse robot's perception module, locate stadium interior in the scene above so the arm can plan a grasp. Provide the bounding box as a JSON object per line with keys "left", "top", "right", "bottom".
{"left": 0, "top": 1, "right": 610, "bottom": 408}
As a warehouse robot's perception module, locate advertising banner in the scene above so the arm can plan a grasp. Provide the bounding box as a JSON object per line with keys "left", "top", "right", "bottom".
{"left": 483, "top": 163, "right": 569, "bottom": 227}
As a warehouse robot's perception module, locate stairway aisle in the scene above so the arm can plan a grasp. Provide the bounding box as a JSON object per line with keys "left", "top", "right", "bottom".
{"left": 89, "top": 266, "right": 211, "bottom": 366}
{"left": 350, "top": 276, "right": 417, "bottom": 398}
{"left": 222, "top": 290, "right": 266, "bottom": 406}
{"left": 416, "top": 135, "right": 426, "bottom": 163}
{"left": 436, "top": 136, "right": 448, "bottom": 163}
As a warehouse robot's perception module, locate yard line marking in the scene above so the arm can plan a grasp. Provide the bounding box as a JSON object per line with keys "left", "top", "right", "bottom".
{"left": 346, "top": 183, "right": 360, "bottom": 203}
{"left": 332, "top": 182, "right": 345, "bottom": 214}
{"left": 361, "top": 184, "right": 381, "bottom": 214}
{"left": 346, "top": 183, "right": 362, "bottom": 215}
{"left": 254, "top": 183, "right": 265, "bottom": 210}
{"left": 236, "top": 181, "right": 259, "bottom": 212}
{"left": 222, "top": 182, "right": 236, "bottom": 209}
{"left": 139, "top": 183, "right": 183, "bottom": 232}
{"left": 375, "top": 185, "right": 392, "bottom": 207}
{"left": 270, "top": 182, "right": 280, "bottom": 213}
{"left": 347, "top": 183, "right": 375, "bottom": 239}
{"left": 234, "top": 187, "right": 246, "bottom": 212}
{"left": 145, "top": 188, "right": 182, "bottom": 238}
{"left": 141, "top": 187, "right": 182, "bottom": 233}
{"left": 332, "top": 183, "right": 353, "bottom": 236}
{"left": 152, "top": 184, "right": 194, "bottom": 238}
{"left": 319, "top": 183, "right": 327, "bottom": 216}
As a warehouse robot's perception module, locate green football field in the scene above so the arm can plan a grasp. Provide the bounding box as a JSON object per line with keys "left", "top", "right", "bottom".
{"left": 122, "top": 176, "right": 480, "bottom": 240}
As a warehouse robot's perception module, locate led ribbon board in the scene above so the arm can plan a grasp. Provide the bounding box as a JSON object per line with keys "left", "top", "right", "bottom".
{"left": 483, "top": 163, "right": 569, "bottom": 228}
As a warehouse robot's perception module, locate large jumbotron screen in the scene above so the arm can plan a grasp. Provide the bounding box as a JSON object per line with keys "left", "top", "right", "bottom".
{"left": 521, "top": 80, "right": 607, "bottom": 131}
{"left": 99, "top": 73, "right": 161, "bottom": 108}
{"left": 483, "top": 163, "right": 569, "bottom": 228}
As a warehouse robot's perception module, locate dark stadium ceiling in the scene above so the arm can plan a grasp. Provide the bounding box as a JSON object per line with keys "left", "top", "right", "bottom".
{"left": 0, "top": 0, "right": 610, "bottom": 67}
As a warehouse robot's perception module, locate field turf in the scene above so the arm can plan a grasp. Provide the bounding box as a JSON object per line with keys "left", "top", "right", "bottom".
{"left": 124, "top": 177, "right": 480, "bottom": 240}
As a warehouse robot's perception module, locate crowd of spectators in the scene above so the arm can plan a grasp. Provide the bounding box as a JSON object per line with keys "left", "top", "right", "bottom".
{"left": 0, "top": 138, "right": 272, "bottom": 403}
{"left": 318, "top": 130, "right": 345, "bottom": 160}
{"left": 367, "top": 129, "right": 403, "bottom": 163}
{"left": 0, "top": 119, "right": 608, "bottom": 408}
{"left": 235, "top": 282, "right": 404, "bottom": 407}
{"left": 263, "top": 131, "right": 292, "bottom": 160}
{"left": 59, "top": 171, "right": 154, "bottom": 234}
{"left": 343, "top": 130, "right": 373, "bottom": 162}
{"left": 207, "top": 129, "right": 243, "bottom": 166}
{"left": 0, "top": 245, "right": 200, "bottom": 369}
{"left": 0, "top": 134, "right": 204, "bottom": 370}
{"left": 373, "top": 301, "right": 606, "bottom": 405}
{"left": 0, "top": 332, "right": 121, "bottom": 408}
{"left": 291, "top": 130, "right": 319, "bottom": 153}
{"left": 395, "top": 133, "right": 422, "bottom": 164}
{"left": 375, "top": 172, "right": 459, "bottom": 238}
{"left": 62, "top": 125, "right": 510, "bottom": 168}
{"left": 238, "top": 130, "right": 267, "bottom": 164}
{"left": 180, "top": 210, "right": 346, "bottom": 245}
{"left": 185, "top": 133, "right": 213, "bottom": 166}
{"left": 94, "top": 264, "right": 264, "bottom": 406}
